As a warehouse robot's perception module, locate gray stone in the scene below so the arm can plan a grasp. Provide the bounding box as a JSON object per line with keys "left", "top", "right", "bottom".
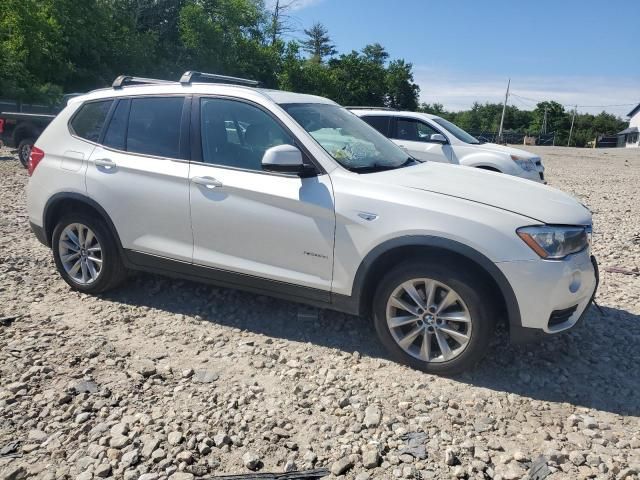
{"left": 193, "top": 370, "right": 218, "bottom": 383}
{"left": 95, "top": 463, "right": 112, "bottom": 478}
{"left": 121, "top": 448, "right": 139, "bottom": 467}
{"left": 141, "top": 435, "right": 161, "bottom": 458}
{"left": 167, "top": 431, "right": 183, "bottom": 445}
{"left": 168, "top": 474, "right": 194, "bottom": 480}
{"left": 28, "top": 429, "right": 48, "bottom": 442}
{"left": 363, "top": 449, "right": 380, "bottom": 469}
{"left": 445, "top": 448, "right": 458, "bottom": 466}
{"left": 331, "top": 457, "right": 354, "bottom": 476}
{"left": 214, "top": 432, "right": 231, "bottom": 446}
{"left": 109, "top": 434, "right": 129, "bottom": 449}
{"left": 243, "top": 451, "right": 262, "bottom": 470}
{"left": 75, "top": 412, "right": 91, "bottom": 424}
{"left": 364, "top": 405, "right": 381, "bottom": 428}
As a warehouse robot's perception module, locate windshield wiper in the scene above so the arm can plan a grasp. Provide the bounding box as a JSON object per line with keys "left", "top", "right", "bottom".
{"left": 347, "top": 157, "right": 420, "bottom": 173}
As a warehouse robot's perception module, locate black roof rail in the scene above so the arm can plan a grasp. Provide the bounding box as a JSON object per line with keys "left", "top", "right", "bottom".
{"left": 112, "top": 75, "right": 174, "bottom": 89}
{"left": 346, "top": 106, "right": 397, "bottom": 111}
{"left": 180, "top": 71, "right": 260, "bottom": 87}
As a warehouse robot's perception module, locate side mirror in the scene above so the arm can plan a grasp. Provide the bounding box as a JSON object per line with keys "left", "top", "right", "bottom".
{"left": 429, "top": 133, "right": 448, "bottom": 144}
{"left": 262, "top": 144, "right": 316, "bottom": 176}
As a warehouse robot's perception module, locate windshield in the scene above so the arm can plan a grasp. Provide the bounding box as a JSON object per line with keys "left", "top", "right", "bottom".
{"left": 281, "top": 103, "right": 415, "bottom": 172}
{"left": 432, "top": 117, "right": 480, "bottom": 144}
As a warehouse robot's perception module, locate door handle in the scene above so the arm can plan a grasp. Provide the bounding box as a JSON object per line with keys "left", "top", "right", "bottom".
{"left": 192, "top": 176, "right": 223, "bottom": 189}
{"left": 95, "top": 158, "right": 116, "bottom": 169}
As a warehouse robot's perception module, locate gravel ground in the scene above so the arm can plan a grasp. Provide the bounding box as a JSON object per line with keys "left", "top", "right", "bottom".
{"left": 0, "top": 145, "right": 638, "bottom": 480}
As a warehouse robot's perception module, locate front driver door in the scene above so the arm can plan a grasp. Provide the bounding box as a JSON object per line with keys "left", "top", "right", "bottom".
{"left": 188, "top": 97, "right": 335, "bottom": 300}
{"left": 392, "top": 117, "right": 451, "bottom": 163}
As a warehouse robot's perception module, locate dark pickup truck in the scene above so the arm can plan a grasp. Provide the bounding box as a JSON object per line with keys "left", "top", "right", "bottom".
{"left": 0, "top": 94, "right": 81, "bottom": 167}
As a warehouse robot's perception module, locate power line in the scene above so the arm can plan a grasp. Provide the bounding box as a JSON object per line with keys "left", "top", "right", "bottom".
{"left": 510, "top": 92, "right": 638, "bottom": 110}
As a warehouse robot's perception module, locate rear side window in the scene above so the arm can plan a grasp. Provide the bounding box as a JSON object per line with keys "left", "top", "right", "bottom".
{"left": 361, "top": 115, "right": 391, "bottom": 136}
{"left": 103, "top": 99, "right": 130, "bottom": 151}
{"left": 70, "top": 100, "right": 113, "bottom": 142}
{"left": 126, "top": 97, "right": 184, "bottom": 158}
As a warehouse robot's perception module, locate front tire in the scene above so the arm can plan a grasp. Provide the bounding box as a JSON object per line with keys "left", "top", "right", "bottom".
{"left": 52, "top": 213, "right": 127, "bottom": 294}
{"left": 18, "top": 138, "right": 35, "bottom": 168}
{"left": 372, "top": 260, "right": 496, "bottom": 375}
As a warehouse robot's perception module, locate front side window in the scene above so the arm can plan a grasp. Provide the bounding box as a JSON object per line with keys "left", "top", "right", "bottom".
{"left": 200, "top": 98, "right": 294, "bottom": 171}
{"left": 127, "top": 97, "right": 184, "bottom": 158}
{"left": 395, "top": 118, "right": 440, "bottom": 142}
{"left": 70, "top": 100, "right": 113, "bottom": 142}
{"left": 431, "top": 117, "right": 480, "bottom": 144}
{"left": 282, "top": 103, "right": 414, "bottom": 172}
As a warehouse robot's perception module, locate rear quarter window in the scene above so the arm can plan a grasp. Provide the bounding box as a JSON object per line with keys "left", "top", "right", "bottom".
{"left": 70, "top": 100, "right": 113, "bottom": 142}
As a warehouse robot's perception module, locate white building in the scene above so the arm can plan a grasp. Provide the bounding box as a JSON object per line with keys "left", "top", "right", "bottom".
{"left": 618, "top": 104, "right": 640, "bottom": 148}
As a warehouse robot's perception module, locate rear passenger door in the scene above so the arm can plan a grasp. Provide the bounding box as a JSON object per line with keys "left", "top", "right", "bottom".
{"left": 85, "top": 96, "right": 193, "bottom": 262}
{"left": 188, "top": 97, "right": 335, "bottom": 297}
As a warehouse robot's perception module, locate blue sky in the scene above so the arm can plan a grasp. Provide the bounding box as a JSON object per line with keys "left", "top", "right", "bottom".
{"left": 281, "top": 0, "right": 639, "bottom": 117}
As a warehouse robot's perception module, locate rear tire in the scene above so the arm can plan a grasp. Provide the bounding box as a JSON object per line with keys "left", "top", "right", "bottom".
{"left": 18, "top": 138, "right": 35, "bottom": 168}
{"left": 52, "top": 213, "right": 127, "bottom": 294}
{"left": 372, "top": 260, "right": 496, "bottom": 375}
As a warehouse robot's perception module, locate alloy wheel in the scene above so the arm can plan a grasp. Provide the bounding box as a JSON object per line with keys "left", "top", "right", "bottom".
{"left": 385, "top": 278, "right": 472, "bottom": 363}
{"left": 58, "top": 223, "right": 103, "bottom": 285}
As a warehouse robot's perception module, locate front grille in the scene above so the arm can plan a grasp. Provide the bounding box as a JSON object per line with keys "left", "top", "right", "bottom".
{"left": 548, "top": 305, "right": 578, "bottom": 328}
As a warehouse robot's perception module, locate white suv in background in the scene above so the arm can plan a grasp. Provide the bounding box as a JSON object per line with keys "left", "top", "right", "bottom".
{"left": 351, "top": 108, "right": 545, "bottom": 182}
{"left": 26, "top": 72, "right": 597, "bottom": 374}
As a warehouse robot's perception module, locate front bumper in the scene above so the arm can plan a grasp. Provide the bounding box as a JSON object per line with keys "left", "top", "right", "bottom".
{"left": 499, "top": 252, "right": 599, "bottom": 344}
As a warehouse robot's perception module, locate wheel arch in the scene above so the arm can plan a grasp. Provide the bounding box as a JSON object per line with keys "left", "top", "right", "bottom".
{"left": 43, "top": 193, "right": 122, "bottom": 250}
{"left": 351, "top": 236, "right": 521, "bottom": 331}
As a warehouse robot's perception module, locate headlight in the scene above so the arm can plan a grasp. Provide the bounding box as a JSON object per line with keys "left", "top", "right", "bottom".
{"left": 517, "top": 225, "right": 590, "bottom": 259}
{"left": 510, "top": 154, "right": 536, "bottom": 171}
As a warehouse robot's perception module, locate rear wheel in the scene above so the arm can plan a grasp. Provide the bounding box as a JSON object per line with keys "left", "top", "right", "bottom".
{"left": 17, "top": 138, "right": 35, "bottom": 168}
{"left": 52, "top": 213, "right": 127, "bottom": 293}
{"left": 372, "top": 260, "right": 496, "bottom": 375}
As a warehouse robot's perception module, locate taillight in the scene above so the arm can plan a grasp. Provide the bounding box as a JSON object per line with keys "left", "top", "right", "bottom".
{"left": 0, "top": 118, "right": 4, "bottom": 133}
{"left": 28, "top": 146, "right": 45, "bottom": 176}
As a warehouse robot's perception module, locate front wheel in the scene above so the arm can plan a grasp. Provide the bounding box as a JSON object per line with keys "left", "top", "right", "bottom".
{"left": 372, "top": 261, "right": 496, "bottom": 375}
{"left": 18, "top": 138, "right": 35, "bottom": 168}
{"left": 52, "top": 214, "right": 127, "bottom": 294}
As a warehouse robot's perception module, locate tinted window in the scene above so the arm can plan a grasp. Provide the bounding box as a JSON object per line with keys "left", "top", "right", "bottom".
{"left": 71, "top": 100, "right": 113, "bottom": 142}
{"left": 103, "top": 99, "right": 130, "bottom": 150}
{"left": 127, "top": 97, "right": 184, "bottom": 158}
{"left": 395, "top": 118, "right": 440, "bottom": 142}
{"left": 361, "top": 115, "right": 391, "bottom": 136}
{"left": 200, "top": 98, "right": 294, "bottom": 172}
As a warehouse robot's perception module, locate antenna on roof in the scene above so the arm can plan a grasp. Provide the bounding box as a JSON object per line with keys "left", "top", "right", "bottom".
{"left": 112, "top": 75, "right": 174, "bottom": 89}
{"left": 180, "top": 71, "right": 260, "bottom": 87}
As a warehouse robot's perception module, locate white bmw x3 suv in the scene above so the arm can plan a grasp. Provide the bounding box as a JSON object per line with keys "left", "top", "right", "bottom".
{"left": 350, "top": 108, "right": 546, "bottom": 183}
{"left": 26, "top": 72, "right": 598, "bottom": 374}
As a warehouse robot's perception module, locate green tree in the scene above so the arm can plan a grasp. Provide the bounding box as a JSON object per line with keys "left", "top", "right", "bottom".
{"left": 300, "top": 22, "right": 336, "bottom": 62}
{"left": 385, "top": 59, "right": 419, "bottom": 110}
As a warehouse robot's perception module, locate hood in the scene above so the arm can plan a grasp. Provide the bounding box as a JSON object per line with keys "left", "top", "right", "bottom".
{"left": 373, "top": 162, "right": 591, "bottom": 225}
{"left": 474, "top": 143, "right": 540, "bottom": 159}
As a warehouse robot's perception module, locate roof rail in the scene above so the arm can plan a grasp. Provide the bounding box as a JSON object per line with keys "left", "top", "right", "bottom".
{"left": 112, "top": 75, "right": 174, "bottom": 89}
{"left": 180, "top": 71, "right": 260, "bottom": 87}
{"left": 346, "top": 106, "right": 397, "bottom": 111}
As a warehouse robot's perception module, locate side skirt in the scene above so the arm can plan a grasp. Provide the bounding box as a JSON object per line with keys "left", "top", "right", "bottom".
{"left": 122, "top": 250, "right": 360, "bottom": 316}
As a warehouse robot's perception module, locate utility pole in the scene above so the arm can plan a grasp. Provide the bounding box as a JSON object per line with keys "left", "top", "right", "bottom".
{"left": 498, "top": 78, "right": 510, "bottom": 144}
{"left": 541, "top": 106, "right": 548, "bottom": 135}
{"left": 567, "top": 105, "right": 577, "bottom": 147}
